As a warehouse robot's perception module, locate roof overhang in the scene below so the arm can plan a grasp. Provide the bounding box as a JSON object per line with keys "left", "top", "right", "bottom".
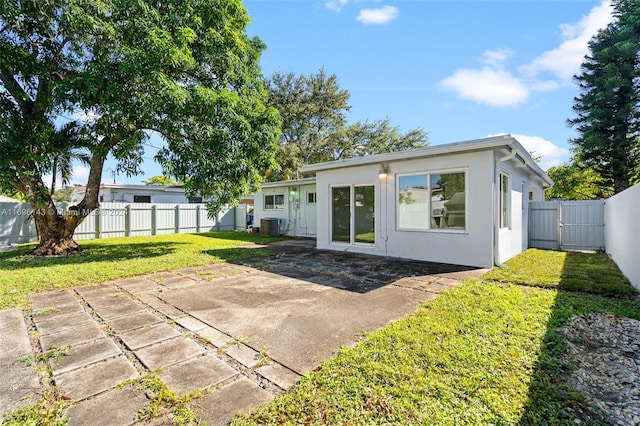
{"left": 259, "top": 177, "right": 317, "bottom": 188}
{"left": 300, "top": 134, "right": 552, "bottom": 187}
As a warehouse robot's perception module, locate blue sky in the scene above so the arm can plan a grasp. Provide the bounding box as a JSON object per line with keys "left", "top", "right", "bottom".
{"left": 65, "top": 0, "right": 614, "bottom": 186}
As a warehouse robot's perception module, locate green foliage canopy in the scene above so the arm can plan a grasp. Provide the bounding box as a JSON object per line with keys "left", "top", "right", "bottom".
{"left": 0, "top": 0, "right": 279, "bottom": 253}
{"left": 265, "top": 69, "right": 427, "bottom": 181}
{"left": 568, "top": 0, "right": 640, "bottom": 194}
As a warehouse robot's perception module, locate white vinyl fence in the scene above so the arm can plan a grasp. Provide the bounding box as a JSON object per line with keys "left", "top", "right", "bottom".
{"left": 605, "top": 183, "right": 640, "bottom": 289}
{"left": 0, "top": 202, "right": 245, "bottom": 245}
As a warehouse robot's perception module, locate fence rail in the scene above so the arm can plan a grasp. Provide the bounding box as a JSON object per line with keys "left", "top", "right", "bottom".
{"left": 0, "top": 202, "right": 242, "bottom": 245}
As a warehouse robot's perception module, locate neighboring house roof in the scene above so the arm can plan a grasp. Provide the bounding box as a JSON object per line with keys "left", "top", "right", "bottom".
{"left": 98, "top": 183, "right": 187, "bottom": 193}
{"left": 300, "top": 134, "right": 553, "bottom": 187}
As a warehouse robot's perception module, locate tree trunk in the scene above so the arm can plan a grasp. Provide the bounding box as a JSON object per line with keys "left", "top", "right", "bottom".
{"left": 31, "top": 207, "right": 82, "bottom": 256}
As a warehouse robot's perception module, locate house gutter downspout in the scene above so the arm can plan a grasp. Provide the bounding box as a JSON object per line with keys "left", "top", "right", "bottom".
{"left": 493, "top": 146, "right": 517, "bottom": 268}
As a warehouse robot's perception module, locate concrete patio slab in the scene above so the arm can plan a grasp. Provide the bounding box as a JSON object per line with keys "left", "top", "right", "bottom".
{"left": 134, "top": 337, "right": 206, "bottom": 370}
{"left": 50, "top": 337, "right": 121, "bottom": 375}
{"left": 119, "top": 322, "right": 181, "bottom": 351}
{"left": 161, "top": 274, "right": 428, "bottom": 374}
{"left": 54, "top": 355, "right": 139, "bottom": 401}
{"left": 40, "top": 321, "right": 106, "bottom": 351}
{"left": 194, "top": 378, "right": 272, "bottom": 426}
{"left": 106, "top": 310, "right": 162, "bottom": 333}
{"left": 16, "top": 239, "right": 485, "bottom": 424}
{"left": 64, "top": 384, "right": 149, "bottom": 426}
{"left": 160, "top": 354, "right": 238, "bottom": 394}
{"left": 0, "top": 309, "right": 40, "bottom": 420}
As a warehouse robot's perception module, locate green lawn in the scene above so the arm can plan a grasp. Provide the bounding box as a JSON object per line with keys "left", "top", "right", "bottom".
{"left": 0, "top": 232, "right": 284, "bottom": 310}
{"left": 232, "top": 249, "right": 639, "bottom": 425}
{"left": 483, "top": 248, "right": 635, "bottom": 297}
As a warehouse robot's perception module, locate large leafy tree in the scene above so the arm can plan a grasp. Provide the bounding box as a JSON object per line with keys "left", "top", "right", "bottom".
{"left": 265, "top": 69, "right": 427, "bottom": 181}
{"left": 568, "top": 0, "right": 640, "bottom": 194}
{"left": 0, "top": 0, "right": 280, "bottom": 255}
{"left": 545, "top": 161, "right": 612, "bottom": 200}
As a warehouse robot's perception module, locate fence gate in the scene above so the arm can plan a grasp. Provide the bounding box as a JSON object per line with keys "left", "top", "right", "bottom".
{"left": 529, "top": 200, "right": 605, "bottom": 251}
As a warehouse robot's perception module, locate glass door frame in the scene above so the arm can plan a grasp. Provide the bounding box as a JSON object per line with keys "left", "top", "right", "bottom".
{"left": 330, "top": 183, "right": 376, "bottom": 246}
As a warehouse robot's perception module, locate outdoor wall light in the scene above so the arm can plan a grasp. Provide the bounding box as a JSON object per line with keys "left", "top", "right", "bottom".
{"left": 378, "top": 164, "right": 389, "bottom": 179}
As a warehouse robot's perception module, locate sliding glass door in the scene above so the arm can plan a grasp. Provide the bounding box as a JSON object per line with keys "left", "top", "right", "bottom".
{"left": 331, "top": 184, "right": 375, "bottom": 244}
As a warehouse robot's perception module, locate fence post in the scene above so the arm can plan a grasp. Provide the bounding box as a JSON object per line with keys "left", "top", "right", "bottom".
{"left": 124, "top": 205, "right": 131, "bottom": 237}
{"left": 151, "top": 205, "right": 157, "bottom": 236}
{"left": 175, "top": 205, "right": 180, "bottom": 234}
{"left": 94, "top": 207, "right": 101, "bottom": 239}
{"left": 196, "top": 205, "right": 201, "bottom": 233}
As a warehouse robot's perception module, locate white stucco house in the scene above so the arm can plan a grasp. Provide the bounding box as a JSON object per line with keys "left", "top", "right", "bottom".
{"left": 254, "top": 135, "right": 553, "bottom": 268}
{"left": 71, "top": 183, "right": 207, "bottom": 204}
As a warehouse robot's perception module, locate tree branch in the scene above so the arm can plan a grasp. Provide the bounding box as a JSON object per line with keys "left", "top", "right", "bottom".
{"left": 0, "top": 68, "right": 33, "bottom": 113}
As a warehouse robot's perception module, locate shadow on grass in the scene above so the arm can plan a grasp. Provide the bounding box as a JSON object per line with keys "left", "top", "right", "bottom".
{"left": 519, "top": 253, "right": 640, "bottom": 424}
{"left": 0, "top": 241, "right": 183, "bottom": 271}
{"left": 195, "top": 231, "right": 288, "bottom": 244}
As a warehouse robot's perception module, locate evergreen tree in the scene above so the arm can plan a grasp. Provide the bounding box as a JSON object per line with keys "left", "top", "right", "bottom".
{"left": 568, "top": 0, "right": 640, "bottom": 194}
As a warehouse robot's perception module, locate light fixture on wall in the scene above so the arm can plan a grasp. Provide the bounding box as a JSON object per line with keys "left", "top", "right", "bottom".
{"left": 378, "top": 164, "right": 389, "bottom": 179}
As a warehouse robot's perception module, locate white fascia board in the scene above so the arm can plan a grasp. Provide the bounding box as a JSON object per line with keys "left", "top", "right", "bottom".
{"left": 300, "top": 134, "right": 552, "bottom": 187}
{"left": 300, "top": 135, "right": 514, "bottom": 173}
{"left": 259, "top": 178, "right": 317, "bottom": 189}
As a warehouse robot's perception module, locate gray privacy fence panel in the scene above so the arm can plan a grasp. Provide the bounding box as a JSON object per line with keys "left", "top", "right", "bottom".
{"left": 559, "top": 201, "right": 605, "bottom": 251}
{"left": 0, "top": 202, "right": 238, "bottom": 244}
{"left": 528, "top": 201, "right": 560, "bottom": 249}
{"left": 529, "top": 200, "right": 605, "bottom": 251}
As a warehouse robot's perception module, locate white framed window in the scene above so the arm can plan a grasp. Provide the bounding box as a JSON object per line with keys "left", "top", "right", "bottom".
{"left": 500, "top": 172, "right": 511, "bottom": 229}
{"left": 264, "top": 194, "right": 284, "bottom": 210}
{"left": 133, "top": 195, "right": 151, "bottom": 203}
{"left": 397, "top": 170, "right": 466, "bottom": 231}
{"left": 307, "top": 191, "right": 317, "bottom": 204}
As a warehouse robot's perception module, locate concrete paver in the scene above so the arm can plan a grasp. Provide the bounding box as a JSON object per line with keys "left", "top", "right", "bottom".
{"left": 54, "top": 355, "right": 139, "bottom": 401}
{"left": 195, "top": 326, "right": 233, "bottom": 348}
{"left": 175, "top": 315, "right": 208, "bottom": 332}
{"left": 40, "top": 321, "right": 105, "bottom": 351}
{"left": 119, "top": 322, "right": 181, "bottom": 350}
{"left": 64, "top": 384, "right": 149, "bottom": 426}
{"left": 0, "top": 309, "right": 40, "bottom": 421}
{"left": 34, "top": 311, "right": 93, "bottom": 336}
{"left": 32, "top": 301, "right": 85, "bottom": 320}
{"left": 194, "top": 378, "right": 272, "bottom": 426}
{"left": 256, "top": 363, "right": 301, "bottom": 390}
{"left": 50, "top": 337, "right": 121, "bottom": 375}
{"left": 31, "top": 289, "right": 78, "bottom": 310}
{"left": 160, "top": 354, "right": 238, "bottom": 394}
{"left": 225, "top": 343, "right": 263, "bottom": 369}
{"left": 106, "top": 310, "right": 162, "bottom": 333}
{"left": 134, "top": 337, "right": 206, "bottom": 370}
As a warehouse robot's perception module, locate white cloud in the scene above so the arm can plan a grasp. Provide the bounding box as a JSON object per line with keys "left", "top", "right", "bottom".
{"left": 440, "top": 1, "right": 614, "bottom": 107}
{"left": 440, "top": 67, "right": 529, "bottom": 107}
{"left": 325, "top": 0, "right": 348, "bottom": 12}
{"left": 520, "top": 0, "right": 614, "bottom": 82}
{"left": 356, "top": 5, "right": 399, "bottom": 25}
{"left": 513, "top": 134, "right": 570, "bottom": 171}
